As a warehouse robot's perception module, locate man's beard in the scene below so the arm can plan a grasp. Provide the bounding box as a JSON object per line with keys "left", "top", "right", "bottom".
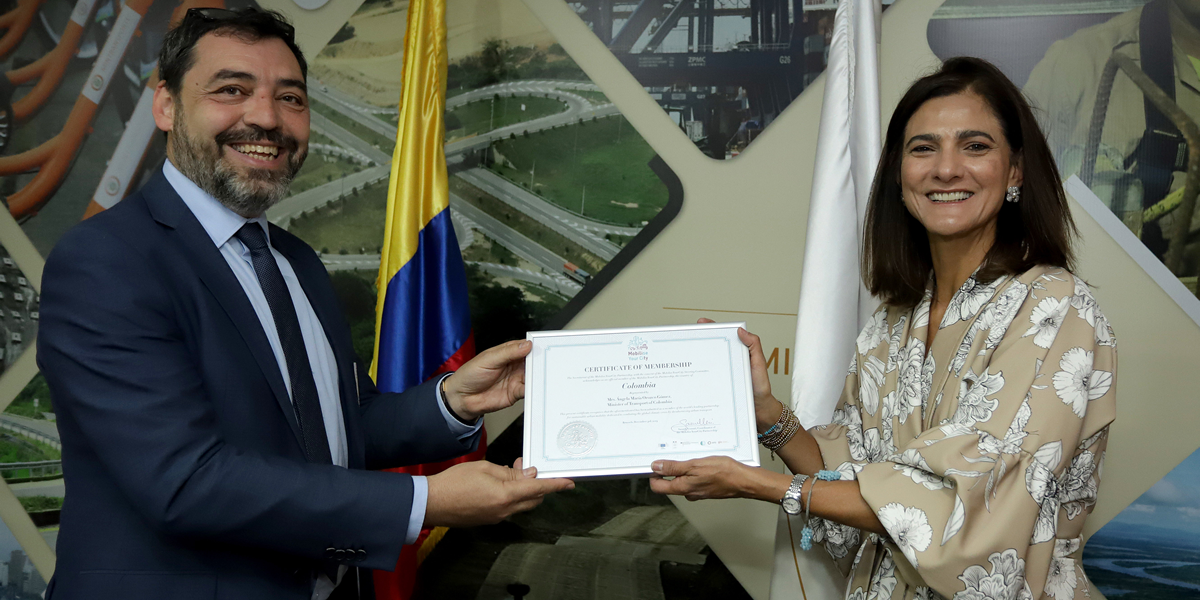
{"left": 170, "top": 111, "right": 306, "bottom": 218}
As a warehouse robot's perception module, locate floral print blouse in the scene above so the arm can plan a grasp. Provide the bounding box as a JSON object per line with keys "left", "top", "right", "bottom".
{"left": 807, "top": 265, "right": 1117, "bottom": 600}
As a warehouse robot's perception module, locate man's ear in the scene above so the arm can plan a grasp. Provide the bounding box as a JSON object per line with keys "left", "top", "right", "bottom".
{"left": 152, "top": 81, "right": 175, "bottom": 133}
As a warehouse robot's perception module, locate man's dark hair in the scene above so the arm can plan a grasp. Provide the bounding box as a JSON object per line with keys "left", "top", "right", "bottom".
{"left": 862, "top": 56, "right": 1076, "bottom": 307}
{"left": 159, "top": 7, "right": 307, "bottom": 96}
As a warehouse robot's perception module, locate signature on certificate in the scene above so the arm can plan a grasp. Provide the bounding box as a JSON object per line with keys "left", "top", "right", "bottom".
{"left": 671, "top": 418, "right": 718, "bottom": 434}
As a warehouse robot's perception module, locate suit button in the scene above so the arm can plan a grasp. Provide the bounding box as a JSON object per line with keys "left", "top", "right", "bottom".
{"left": 325, "top": 547, "right": 337, "bottom": 560}
{"left": 335, "top": 549, "right": 348, "bottom": 561}
{"left": 356, "top": 549, "right": 367, "bottom": 561}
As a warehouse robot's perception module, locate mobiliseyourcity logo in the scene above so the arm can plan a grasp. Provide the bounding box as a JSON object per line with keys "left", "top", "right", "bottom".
{"left": 627, "top": 336, "right": 650, "bottom": 362}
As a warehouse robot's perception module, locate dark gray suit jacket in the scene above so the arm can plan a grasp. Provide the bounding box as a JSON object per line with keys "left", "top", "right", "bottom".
{"left": 38, "top": 172, "right": 476, "bottom": 599}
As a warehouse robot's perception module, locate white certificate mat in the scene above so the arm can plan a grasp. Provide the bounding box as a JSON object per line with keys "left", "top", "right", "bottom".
{"left": 523, "top": 323, "right": 760, "bottom": 478}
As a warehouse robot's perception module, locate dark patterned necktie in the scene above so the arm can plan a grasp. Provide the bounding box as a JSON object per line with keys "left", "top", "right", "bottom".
{"left": 234, "top": 223, "right": 333, "bottom": 465}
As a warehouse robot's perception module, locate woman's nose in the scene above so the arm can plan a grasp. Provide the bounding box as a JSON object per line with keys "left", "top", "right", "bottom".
{"left": 932, "top": 150, "right": 964, "bottom": 181}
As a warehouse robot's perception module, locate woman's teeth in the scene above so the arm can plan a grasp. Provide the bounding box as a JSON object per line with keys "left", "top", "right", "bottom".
{"left": 231, "top": 144, "right": 279, "bottom": 159}
{"left": 929, "top": 191, "right": 972, "bottom": 203}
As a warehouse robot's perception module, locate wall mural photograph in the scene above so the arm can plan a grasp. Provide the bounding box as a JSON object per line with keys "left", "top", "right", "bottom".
{"left": 0, "top": 244, "right": 35, "bottom": 381}
{"left": 0, "top": 516, "right": 46, "bottom": 599}
{"left": 1083, "top": 448, "right": 1200, "bottom": 599}
{"left": 930, "top": 0, "right": 1200, "bottom": 295}
{"left": 563, "top": 0, "right": 892, "bottom": 159}
{"left": 0, "top": 237, "right": 55, "bottom": 567}
{"left": 291, "top": 0, "right": 679, "bottom": 352}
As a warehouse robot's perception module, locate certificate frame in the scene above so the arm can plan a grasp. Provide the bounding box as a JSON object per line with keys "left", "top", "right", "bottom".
{"left": 523, "top": 322, "right": 760, "bottom": 479}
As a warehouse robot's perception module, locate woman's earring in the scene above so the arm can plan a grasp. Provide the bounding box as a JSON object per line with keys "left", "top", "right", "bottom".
{"left": 1005, "top": 186, "right": 1021, "bottom": 203}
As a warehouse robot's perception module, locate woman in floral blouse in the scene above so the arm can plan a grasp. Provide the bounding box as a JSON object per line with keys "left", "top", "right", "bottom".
{"left": 650, "top": 57, "right": 1116, "bottom": 600}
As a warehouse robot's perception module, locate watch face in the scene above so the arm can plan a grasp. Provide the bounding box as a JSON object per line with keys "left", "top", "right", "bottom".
{"left": 782, "top": 498, "right": 801, "bottom": 515}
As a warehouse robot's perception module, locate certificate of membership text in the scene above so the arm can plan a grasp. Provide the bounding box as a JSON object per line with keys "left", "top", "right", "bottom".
{"left": 523, "top": 323, "right": 759, "bottom": 478}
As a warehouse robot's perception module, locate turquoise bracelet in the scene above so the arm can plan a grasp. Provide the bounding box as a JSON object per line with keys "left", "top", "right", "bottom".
{"left": 799, "top": 470, "right": 843, "bottom": 551}
{"left": 757, "top": 422, "right": 780, "bottom": 440}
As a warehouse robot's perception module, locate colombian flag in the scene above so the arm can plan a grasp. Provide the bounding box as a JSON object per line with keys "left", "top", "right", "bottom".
{"left": 369, "top": 0, "right": 480, "bottom": 595}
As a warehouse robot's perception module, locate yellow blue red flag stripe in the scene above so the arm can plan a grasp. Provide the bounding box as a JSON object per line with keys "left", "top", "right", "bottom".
{"left": 370, "top": 0, "right": 481, "bottom": 595}
{"left": 370, "top": 0, "right": 473, "bottom": 393}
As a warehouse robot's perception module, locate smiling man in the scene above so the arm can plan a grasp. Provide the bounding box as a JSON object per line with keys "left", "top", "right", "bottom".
{"left": 36, "top": 8, "right": 571, "bottom": 600}
{"left": 159, "top": 12, "right": 309, "bottom": 219}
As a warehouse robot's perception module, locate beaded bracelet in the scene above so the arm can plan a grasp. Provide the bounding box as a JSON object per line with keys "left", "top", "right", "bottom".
{"left": 758, "top": 420, "right": 782, "bottom": 439}
{"left": 800, "top": 470, "right": 842, "bottom": 551}
{"left": 758, "top": 406, "right": 801, "bottom": 451}
{"left": 757, "top": 403, "right": 790, "bottom": 440}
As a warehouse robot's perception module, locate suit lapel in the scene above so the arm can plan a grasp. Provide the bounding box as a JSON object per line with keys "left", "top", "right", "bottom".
{"left": 142, "top": 174, "right": 305, "bottom": 450}
{"left": 271, "top": 229, "right": 366, "bottom": 469}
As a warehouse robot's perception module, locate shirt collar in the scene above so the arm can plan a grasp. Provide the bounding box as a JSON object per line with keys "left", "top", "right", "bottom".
{"left": 163, "top": 160, "right": 269, "bottom": 248}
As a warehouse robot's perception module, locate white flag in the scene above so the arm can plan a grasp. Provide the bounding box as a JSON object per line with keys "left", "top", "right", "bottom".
{"left": 771, "top": 0, "right": 881, "bottom": 598}
{"left": 791, "top": 0, "right": 880, "bottom": 429}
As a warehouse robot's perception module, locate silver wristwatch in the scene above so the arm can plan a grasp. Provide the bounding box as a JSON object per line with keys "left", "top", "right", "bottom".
{"left": 781, "top": 473, "right": 809, "bottom": 515}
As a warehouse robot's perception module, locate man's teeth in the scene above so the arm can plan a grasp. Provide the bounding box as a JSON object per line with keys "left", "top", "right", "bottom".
{"left": 231, "top": 144, "right": 279, "bottom": 158}
{"left": 929, "top": 191, "right": 972, "bottom": 202}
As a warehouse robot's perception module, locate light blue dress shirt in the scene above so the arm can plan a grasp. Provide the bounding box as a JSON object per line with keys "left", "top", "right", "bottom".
{"left": 162, "top": 161, "right": 480, "bottom": 579}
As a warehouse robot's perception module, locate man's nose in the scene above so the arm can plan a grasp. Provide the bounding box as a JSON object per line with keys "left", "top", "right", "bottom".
{"left": 242, "top": 91, "right": 280, "bottom": 131}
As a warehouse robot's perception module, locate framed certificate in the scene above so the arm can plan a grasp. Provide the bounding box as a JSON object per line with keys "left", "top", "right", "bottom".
{"left": 523, "top": 322, "right": 760, "bottom": 479}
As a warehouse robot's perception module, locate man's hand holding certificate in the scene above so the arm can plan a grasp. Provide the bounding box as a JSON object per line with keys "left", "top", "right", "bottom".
{"left": 523, "top": 323, "right": 760, "bottom": 478}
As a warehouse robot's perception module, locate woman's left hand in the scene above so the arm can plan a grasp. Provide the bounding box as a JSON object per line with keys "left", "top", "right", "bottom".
{"left": 736, "top": 327, "right": 780, "bottom": 409}
{"left": 695, "top": 319, "right": 783, "bottom": 429}
{"left": 649, "top": 456, "right": 781, "bottom": 502}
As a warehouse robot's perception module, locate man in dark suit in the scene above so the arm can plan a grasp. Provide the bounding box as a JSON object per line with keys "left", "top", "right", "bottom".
{"left": 36, "top": 8, "right": 572, "bottom": 600}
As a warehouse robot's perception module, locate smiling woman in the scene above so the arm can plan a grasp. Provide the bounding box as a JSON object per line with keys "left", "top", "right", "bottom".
{"left": 648, "top": 58, "right": 1117, "bottom": 600}
{"left": 899, "top": 94, "right": 1018, "bottom": 247}
{"left": 863, "top": 58, "right": 1075, "bottom": 311}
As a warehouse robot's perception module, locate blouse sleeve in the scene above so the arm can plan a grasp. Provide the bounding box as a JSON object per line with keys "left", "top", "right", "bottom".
{"left": 802, "top": 309, "right": 887, "bottom": 572}
{"left": 816, "top": 272, "right": 1116, "bottom": 597}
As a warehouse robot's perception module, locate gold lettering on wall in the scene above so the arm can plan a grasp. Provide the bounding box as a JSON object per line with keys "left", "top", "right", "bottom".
{"left": 764, "top": 348, "right": 792, "bottom": 375}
